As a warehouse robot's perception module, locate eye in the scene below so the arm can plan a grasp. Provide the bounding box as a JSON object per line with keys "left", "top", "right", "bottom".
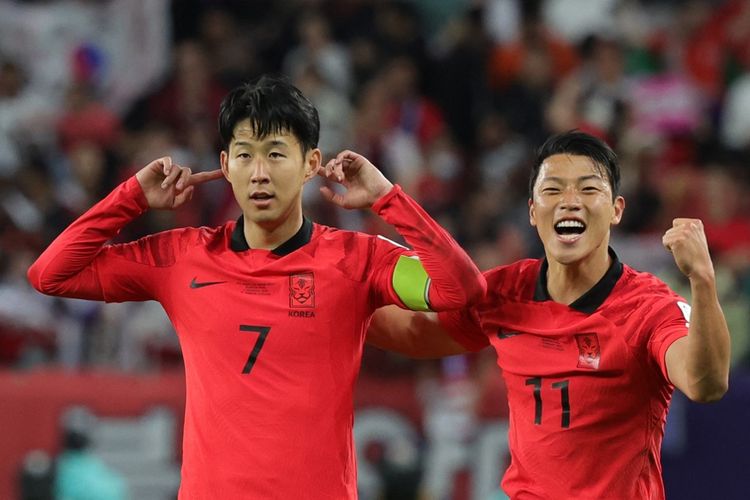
{"left": 269, "top": 152, "right": 286, "bottom": 159}
{"left": 581, "top": 186, "right": 600, "bottom": 193}
{"left": 237, "top": 153, "right": 251, "bottom": 159}
{"left": 541, "top": 187, "right": 561, "bottom": 194}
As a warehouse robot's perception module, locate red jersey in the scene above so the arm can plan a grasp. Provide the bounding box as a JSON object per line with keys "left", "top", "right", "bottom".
{"left": 29, "top": 177, "right": 484, "bottom": 499}
{"left": 440, "top": 251, "right": 690, "bottom": 499}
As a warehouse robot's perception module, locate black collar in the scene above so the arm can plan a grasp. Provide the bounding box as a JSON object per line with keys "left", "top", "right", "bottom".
{"left": 534, "top": 247, "right": 623, "bottom": 313}
{"left": 230, "top": 216, "right": 313, "bottom": 256}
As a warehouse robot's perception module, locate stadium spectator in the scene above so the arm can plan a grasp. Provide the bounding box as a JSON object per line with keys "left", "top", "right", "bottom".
{"left": 53, "top": 407, "right": 127, "bottom": 500}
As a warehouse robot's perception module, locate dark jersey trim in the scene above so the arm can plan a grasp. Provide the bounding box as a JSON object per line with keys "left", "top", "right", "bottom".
{"left": 533, "top": 247, "right": 623, "bottom": 314}
{"left": 230, "top": 216, "right": 313, "bottom": 256}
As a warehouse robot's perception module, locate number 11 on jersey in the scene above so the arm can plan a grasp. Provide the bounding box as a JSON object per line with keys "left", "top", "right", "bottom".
{"left": 525, "top": 377, "right": 571, "bottom": 428}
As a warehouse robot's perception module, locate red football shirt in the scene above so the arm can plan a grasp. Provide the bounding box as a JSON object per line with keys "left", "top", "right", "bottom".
{"left": 440, "top": 252, "right": 690, "bottom": 499}
{"left": 29, "top": 176, "right": 483, "bottom": 499}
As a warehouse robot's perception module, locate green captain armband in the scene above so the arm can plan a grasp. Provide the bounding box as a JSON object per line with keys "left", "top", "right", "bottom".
{"left": 392, "top": 255, "right": 432, "bottom": 311}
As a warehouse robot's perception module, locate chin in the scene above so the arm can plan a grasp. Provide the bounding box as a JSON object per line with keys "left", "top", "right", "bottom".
{"left": 551, "top": 254, "right": 580, "bottom": 266}
{"left": 548, "top": 244, "right": 588, "bottom": 265}
{"left": 245, "top": 211, "right": 276, "bottom": 224}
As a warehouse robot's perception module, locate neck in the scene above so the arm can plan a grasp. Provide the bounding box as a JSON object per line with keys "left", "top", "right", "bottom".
{"left": 545, "top": 245, "right": 611, "bottom": 305}
{"left": 243, "top": 210, "right": 304, "bottom": 251}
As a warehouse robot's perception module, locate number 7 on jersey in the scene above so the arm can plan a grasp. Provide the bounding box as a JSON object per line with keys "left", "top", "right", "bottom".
{"left": 240, "top": 325, "right": 271, "bottom": 374}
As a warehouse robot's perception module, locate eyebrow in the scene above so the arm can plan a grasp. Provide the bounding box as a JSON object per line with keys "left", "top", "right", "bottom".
{"left": 233, "top": 139, "right": 291, "bottom": 148}
{"left": 542, "top": 175, "right": 604, "bottom": 184}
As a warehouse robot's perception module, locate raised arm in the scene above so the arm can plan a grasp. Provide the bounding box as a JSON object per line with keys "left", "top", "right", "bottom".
{"left": 663, "top": 218, "right": 731, "bottom": 403}
{"left": 27, "top": 157, "right": 223, "bottom": 299}
{"left": 319, "top": 150, "right": 487, "bottom": 310}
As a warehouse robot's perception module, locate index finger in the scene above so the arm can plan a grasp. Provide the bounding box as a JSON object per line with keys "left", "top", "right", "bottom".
{"left": 334, "top": 150, "right": 359, "bottom": 164}
{"left": 188, "top": 169, "right": 225, "bottom": 186}
{"left": 672, "top": 217, "right": 699, "bottom": 227}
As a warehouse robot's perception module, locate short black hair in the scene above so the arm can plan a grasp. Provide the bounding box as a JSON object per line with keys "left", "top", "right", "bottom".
{"left": 529, "top": 130, "right": 620, "bottom": 199}
{"left": 218, "top": 75, "right": 320, "bottom": 153}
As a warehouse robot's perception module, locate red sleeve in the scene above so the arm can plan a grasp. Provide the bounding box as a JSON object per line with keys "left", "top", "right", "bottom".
{"left": 371, "top": 185, "right": 486, "bottom": 310}
{"left": 27, "top": 176, "right": 171, "bottom": 302}
{"left": 647, "top": 297, "right": 691, "bottom": 383}
{"left": 437, "top": 306, "right": 490, "bottom": 352}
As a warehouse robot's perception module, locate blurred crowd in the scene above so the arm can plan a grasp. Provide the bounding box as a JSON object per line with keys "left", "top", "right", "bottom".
{"left": 1, "top": 0, "right": 749, "bottom": 373}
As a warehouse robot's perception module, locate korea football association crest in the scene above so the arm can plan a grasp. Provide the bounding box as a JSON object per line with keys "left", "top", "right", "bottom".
{"left": 289, "top": 272, "right": 315, "bottom": 308}
{"left": 575, "top": 333, "right": 601, "bottom": 370}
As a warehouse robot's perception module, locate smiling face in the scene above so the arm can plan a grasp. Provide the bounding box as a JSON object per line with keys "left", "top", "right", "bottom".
{"left": 220, "top": 118, "right": 320, "bottom": 230}
{"left": 529, "top": 153, "right": 624, "bottom": 266}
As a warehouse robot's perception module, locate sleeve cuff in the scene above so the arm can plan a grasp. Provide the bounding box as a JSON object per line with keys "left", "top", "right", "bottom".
{"left": 371, "top": 184, "right": 403, "bottom": 214}
{"left": 658, "top": 331, "right": 689, "bottom": 385}
{"left": 124, "top": 175, "right": 151, "bottom": 212}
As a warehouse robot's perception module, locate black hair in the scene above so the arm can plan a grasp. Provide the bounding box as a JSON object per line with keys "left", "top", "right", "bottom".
{"left": 218, "top": 75, "right": 320, "bottom": 153}
{"left": 529, "top": 130, "right": 620, "bottom": 200}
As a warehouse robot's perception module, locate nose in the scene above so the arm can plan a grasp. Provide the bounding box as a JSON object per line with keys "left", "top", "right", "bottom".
{"left": 559, "top": 186, "right": 582, "bottom": 209}
{"left": 250, "top": 158, "right": 270, "bottom": 184}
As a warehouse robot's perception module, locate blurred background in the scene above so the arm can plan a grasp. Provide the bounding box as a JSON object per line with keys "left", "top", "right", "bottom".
{"left": 1, "top": 0, "right": 749, "bottom": 498}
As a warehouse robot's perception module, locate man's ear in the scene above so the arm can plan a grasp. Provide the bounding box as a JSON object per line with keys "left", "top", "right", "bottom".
{"left": 528, "top": 198, "right": 537, "bottom": 227}
{"left": 611, "top": 195, "right": 625, "bottom": 225}
{"left": 304, "top": 148, "right": 322, "bottom": 183}
{"left": 220, "top": 151, "right": 230, "bottom": 180}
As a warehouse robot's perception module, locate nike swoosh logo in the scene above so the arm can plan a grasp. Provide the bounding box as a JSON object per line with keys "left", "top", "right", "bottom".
{"left": 190, "top": 278, "right": 227, "bottom": 289}
{"left": 497, "top": 330, "right": 521, "bottom": 339}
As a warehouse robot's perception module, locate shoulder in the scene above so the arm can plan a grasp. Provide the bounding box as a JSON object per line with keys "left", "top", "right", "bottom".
{"left": 616, "top": 264, "right": 682, "bottom": 302}
{"left": 310, "top": 223, "right": 407, "bottom": 281}
{"left": 606, "top": 264, "right": 687, "bottom": 322}
{"left": 119, "top": 222, "right": 231, "bottom": 266}
{"left": 195, "top": 222, "right": 234, "bottom": 252}
{"left": 483, "top": 258, "right": 541, "bottom": 300}
{"left": 161, "top": 222, "right": 231, "bottom": 252}
{"left": 313, "top": 223, "right": 408, "bottom": 251}
{"left": 484, "top": 258, "right": 540, "bottom": 281}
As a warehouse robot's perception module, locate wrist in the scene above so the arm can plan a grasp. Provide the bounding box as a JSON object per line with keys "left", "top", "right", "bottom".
{"left": 371, "top": 184, "right": 400, "bottom": 213}
{"left": 374, "top": 181, "right": 394, "bottom": 201}
{"left": 688, "top": 268, "right": 716, "bottom": 290}
{"left": 127, "top": 175, "right": 151, "bottom": 211}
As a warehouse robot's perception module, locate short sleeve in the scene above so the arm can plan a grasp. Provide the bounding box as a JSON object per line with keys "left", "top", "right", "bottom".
{"left": 438, "top": 306, "right": 490, "bottom": 352}
{"left": 647, "top": 298, "right": 691, "bottom": 383}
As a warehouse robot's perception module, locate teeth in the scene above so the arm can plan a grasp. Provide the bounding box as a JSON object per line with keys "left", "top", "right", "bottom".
{"left": 555, "top": 220, "right": 584, "bottom": 229}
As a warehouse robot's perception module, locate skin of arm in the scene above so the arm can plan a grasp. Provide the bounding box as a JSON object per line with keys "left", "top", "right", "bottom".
{"left": 664, "top": 218, "right": 731, "bottom": 403}
{"left": 366, "top": 305, "right": 469, "bottom": 359}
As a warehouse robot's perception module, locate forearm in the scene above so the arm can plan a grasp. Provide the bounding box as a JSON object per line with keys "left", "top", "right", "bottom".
{"left": 367, "top": 306, "right": 468, "bottom": 359}
{"left": 373, "top": 186, "right": 486, "bottom": 310}
{"left": 683, "top": 276, "right": 731, "bottom": 401}
{"left": 28, "top": 176, "right": 148, "bottom": 296}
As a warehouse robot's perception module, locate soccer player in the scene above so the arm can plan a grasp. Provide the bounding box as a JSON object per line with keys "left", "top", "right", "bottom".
{"left": 27, "top": 76, "right": 487, "bottom": 499}
{"left": 367, "top": 131, "right": 731, "bottom": 499}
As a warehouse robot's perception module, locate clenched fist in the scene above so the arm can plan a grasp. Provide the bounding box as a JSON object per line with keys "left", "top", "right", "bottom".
{"left": 662, "top": 218, "right": 715, "bottom": 282}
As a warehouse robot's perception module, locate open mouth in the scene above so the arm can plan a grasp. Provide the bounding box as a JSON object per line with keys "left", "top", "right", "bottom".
{"left": 554, "top": 219, "right": 586, "bottom": 238}
{"left": 250, "top": 193, "right": 274, "bottom": 200}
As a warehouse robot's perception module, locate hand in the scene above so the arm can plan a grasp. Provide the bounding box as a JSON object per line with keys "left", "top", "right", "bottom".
{"left": 135, "top": 157, "right": 224, "bottom": 210}
{"left": 318, "top": 150, "right": 393, "bottom": 209}
{"left": 662, "top": 218, "right": 715, "bottom": 282}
